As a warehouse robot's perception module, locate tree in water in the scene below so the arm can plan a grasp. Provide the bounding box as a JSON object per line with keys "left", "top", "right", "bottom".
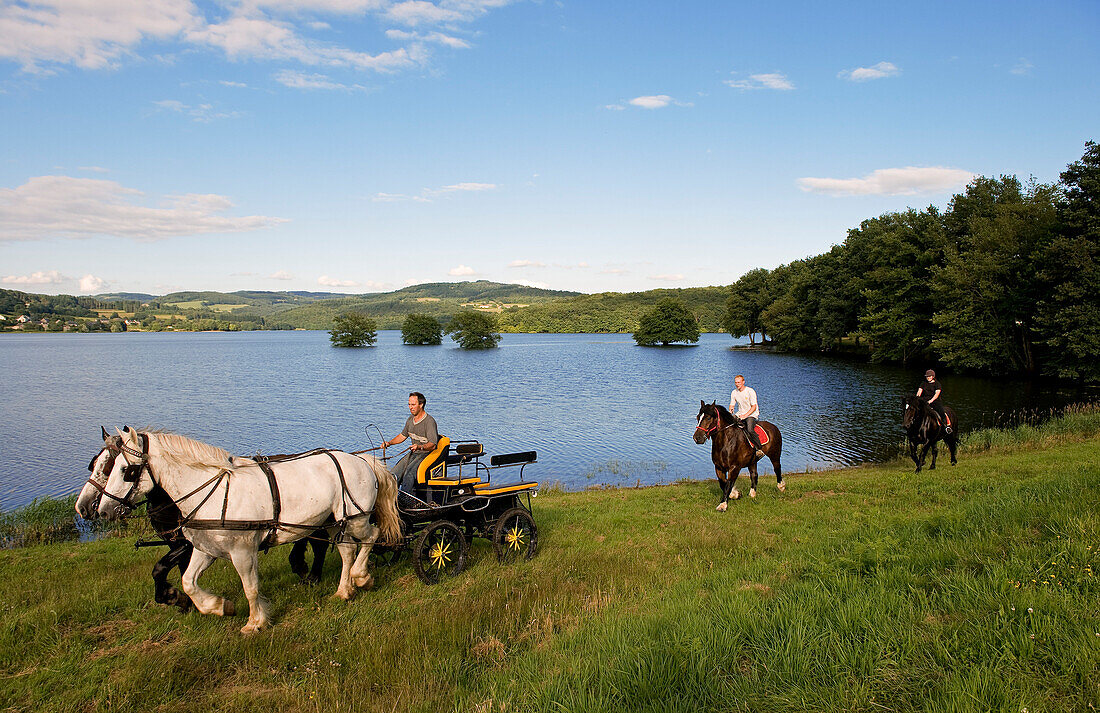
{"left": 329, "top": 312, "right": 377, "bottom": 347}
{"left": 402, "top": 313, "right": 443, "bottom": 345}
{"left": 633, "top": 299, "right": 700, "bottom": 346}
{"left": 446, "top": 310, "right": 501, "bottom": 349}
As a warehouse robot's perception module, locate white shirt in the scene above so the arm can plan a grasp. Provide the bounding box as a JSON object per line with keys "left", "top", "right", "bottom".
{"left": 730, "top": 386, "right": 759, "bottom": 419}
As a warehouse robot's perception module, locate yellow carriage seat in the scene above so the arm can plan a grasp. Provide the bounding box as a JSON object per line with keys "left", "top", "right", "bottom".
{"left": 415, "top": 436, "right": 482, "bottom": 486}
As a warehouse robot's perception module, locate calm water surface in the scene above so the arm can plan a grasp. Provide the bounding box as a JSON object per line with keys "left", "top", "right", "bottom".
{"left": 0, "top": 331, "right": 1092, "bottom": 510}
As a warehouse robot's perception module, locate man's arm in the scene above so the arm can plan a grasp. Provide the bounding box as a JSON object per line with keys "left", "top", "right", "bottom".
{"left": 743, "top": 391, "right": 759, "bottom": 418}
{"left": 383, "top": 433, "right": 407, "bottom": 448}
{"left": 916, "top": 387, "right": 924, "bottom": 398}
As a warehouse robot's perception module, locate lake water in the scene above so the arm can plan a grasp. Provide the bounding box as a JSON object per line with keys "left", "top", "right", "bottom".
{"left": 0, "top": 330, "right": 1093, "bottom": 511}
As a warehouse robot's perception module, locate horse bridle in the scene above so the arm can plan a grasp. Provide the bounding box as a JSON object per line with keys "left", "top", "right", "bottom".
{"left": 694, "top": 408, "right": 733, "bottom": 441}
{"left": 88, "top": 432, "right": 152, "bottom": 512}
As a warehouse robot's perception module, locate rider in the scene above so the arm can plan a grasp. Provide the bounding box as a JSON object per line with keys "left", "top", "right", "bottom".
{"left": 730, "top": 374, "right": 765, "bottom": 458}
{"left": 382, "top": 392, "right": 439, "bottom": 493}
{"left": 916, "top": 369, "right": 951, "bottom": 434}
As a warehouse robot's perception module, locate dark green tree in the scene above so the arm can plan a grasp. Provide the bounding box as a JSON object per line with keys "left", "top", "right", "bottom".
{"left": 402, "top": 313, "right": 443, "bottom": 345}
{"left": 723, "top": 268, "right": 771, "bottom": 344}
{"left": 633, "top": 298, "right": 700, "bottom": 346}
{"left": 1034, "top": 141, "right": 1100, "bottom": 381}
{"left": 329, "top": 311, "right": 377, "bottom": 347}
{"left": 931, "top": 177, "right": 1057, "bottom": 375}
{"left": 446, "top": 310, "right": 501, "bottom": 349}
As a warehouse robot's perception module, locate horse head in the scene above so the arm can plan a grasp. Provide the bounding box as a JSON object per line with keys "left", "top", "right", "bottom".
{"left": 97, "top": 427, "right": 153, "bottom": 520}
{"left": 902, "top": 395, "right": 925, "bottom": 430}
{"left": 75, "top": 428, "right": 124, "bottom": 519}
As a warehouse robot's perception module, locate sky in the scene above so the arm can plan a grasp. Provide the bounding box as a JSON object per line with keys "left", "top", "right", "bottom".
{"left": 1, "top": 0, "right": 1098, "bottom": 296}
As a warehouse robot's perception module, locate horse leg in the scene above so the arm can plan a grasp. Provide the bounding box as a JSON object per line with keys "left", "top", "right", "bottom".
{"left": 228, "top": 548, "right": 270, "bottom": 635}
{"left": 929, "top": 441, "right": 939, "bottom": 470}
{"left": 948, "top": 435, "right": 958, "bottom": 465}
{"left": 729, "top": 468, "right": 742, "bottom": 501}
{"left": 288, "top": 538, "right": 309, "bottom": 580}
{"left": 346, "top": 521, "right": 380, "bottom": 590}
{"left": 748, "top": 460, "right": 759, "bottom": 499}
{"left": 770, "top": 452, "right": 785, "bottom": 492}
{"left": 715, "top": 468, "right": 730, "bottom": 511}
{"left": 180, "top": 550, "right": 236, "bottom": 617}
{"left": 307, "top": 532, "right": 328, "bottom": 584}
{"left": 908, "top": 439, "right": 919, "bottom": 469}
{"left": 916, "top": 442, "right": 932, "bottom": 473}
{"left": 333, "top": 539, "right": 358, "bottom": 601}
{"left": 155, "top": 540, "right": 194, "bottom": 612}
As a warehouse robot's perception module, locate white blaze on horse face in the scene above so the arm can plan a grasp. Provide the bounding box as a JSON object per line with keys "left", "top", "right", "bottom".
{"left": 76, "top": 448, "right": 112, "bottom": 518}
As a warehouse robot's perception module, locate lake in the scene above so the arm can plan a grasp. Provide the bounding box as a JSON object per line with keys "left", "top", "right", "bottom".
{"left": 0, "top": 330, "right": 1093, "bottom": 511}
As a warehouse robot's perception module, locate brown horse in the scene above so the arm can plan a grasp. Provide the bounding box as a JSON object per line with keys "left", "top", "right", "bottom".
{"left": 693, "top": 401, "right": 784, "bottom": 511}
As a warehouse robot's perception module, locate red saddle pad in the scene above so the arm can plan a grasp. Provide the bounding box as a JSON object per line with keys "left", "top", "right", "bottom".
{"left": 754, "top": 424, "right": 769, "bottom": 446}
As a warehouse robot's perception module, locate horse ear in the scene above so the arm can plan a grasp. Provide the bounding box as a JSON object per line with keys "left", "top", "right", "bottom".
{"left": 700, "top": 400, "right": 705, "bottom": 407}
{"left": 711, "top": 400, "right": 716, "bottom": 407}
{"left": 101, "top": 426, "right": 109, "bottom": 441}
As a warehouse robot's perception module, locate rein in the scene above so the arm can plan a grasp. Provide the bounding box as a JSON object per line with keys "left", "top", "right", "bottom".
{"left": 695, "top": 411, "right": 736, "bottom": 442}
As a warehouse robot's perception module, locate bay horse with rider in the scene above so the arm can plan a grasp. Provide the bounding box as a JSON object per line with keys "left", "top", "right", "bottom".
{"left": 694, "top": 401, "right": 784, "bottom": 511}
{"left": 902, "top": 394, "right": 958, "bottom": 472}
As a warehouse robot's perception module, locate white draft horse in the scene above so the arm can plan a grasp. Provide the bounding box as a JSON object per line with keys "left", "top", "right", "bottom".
{"left": 98, "top": 427, "right": 400, "bottom": 634}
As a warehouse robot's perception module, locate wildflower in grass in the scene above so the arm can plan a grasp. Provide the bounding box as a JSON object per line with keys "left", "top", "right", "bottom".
{"left": 1027, "top": 607, "right": 1033, "bottom": 613}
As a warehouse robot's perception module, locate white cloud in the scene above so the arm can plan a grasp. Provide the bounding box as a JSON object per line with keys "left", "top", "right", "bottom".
{"left": 0, "top": 175, "right": 287, "bottom": 241}
{"left": 838, "top": 61, "right": 900, "bottom": 82}
{"left": 0, "top": 0, "right": 511, "bottom": 76}
{"left": 604, "top": 104, "right": 625, "bottom": 111}
{"left": 318, "top": 275, "right": 357, "bottom": 287}
{"left": 153, "top": 99, "right": 243, "bottom": 122}
{"left": 269, "top": 270, "right": 294, "bottom": 280}
{"left": 629, "top": 95, "right": 670, "bottom": 109}
{"left": 2, "top": 270, "right": 67, "bottom": 285}
{"left": 797, "top": 166, "right": 977, "bottom": 196}
{"left": 1011, "top": 58, "right": 1033, "bottom": 76}
{"left": 374, "top": 181, "right": 497, "bottom": 202}
{"left": 725, "top": 72, "right": 794, "bottom": 90}
{"left": 513, "top": 279, "right": 549, "bottom": 289}
{"left": 78, "top": 274, "right": 106, "bottom": 292}
{"left": 220, "top": 80, "right": 248, "bottom": 87}
{"left": 508, "top": 259, "right": 545, "bottom": 268}
{"left": 648, "top": 273, "right": 683, "bottom": 281}
{"left": 0, "top": 0, "right": 201, "bottom": 72}
{"left": 448, "top": 264, "right": 476, "bottom": 276}
{"left": 274, "top": 69, "right": 363, "bottom": 90}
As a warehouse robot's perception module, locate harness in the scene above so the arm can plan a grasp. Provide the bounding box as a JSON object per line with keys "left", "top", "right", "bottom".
{"left": 109, "top": 438, "right": 375, "bottom": 549}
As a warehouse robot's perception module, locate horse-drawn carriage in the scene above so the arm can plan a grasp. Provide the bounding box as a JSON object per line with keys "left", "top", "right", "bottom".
{"left": 374, "top": 436, "right": 540, "bottom": 584}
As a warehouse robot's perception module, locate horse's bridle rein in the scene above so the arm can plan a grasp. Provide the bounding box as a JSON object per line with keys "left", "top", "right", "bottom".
{"left": 694, "top": 409, "right": 734, "bottom": 442}
{"left": 85, "top": 433, "right": 153, "bottom": 513}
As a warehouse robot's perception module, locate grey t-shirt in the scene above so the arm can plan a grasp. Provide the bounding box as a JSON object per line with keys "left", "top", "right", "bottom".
{"left": 401, "top": 413, "right": 439, "bottom": 449}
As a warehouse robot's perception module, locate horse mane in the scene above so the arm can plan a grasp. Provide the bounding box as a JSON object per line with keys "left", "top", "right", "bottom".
{"left": 145, "top": 430, "right": 234, "bottom": 469}
{"left": 712, "top": 403, "right": 739, "bottom": 425}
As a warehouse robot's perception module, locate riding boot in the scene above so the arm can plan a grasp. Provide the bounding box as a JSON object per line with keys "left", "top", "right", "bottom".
{"left": 743, "top": 418, "right": 765, "bottom": 459}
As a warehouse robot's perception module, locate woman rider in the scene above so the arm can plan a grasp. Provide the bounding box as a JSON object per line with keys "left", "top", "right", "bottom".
{"left": 915, "top": 369, "right": 951, "bottom": 434}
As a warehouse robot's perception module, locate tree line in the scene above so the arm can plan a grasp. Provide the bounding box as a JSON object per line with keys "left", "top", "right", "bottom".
{"left": 722, "top": 142, "right": 1100, "bottom": 382}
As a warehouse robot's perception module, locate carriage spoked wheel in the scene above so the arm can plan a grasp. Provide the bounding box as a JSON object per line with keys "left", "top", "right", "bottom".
{"left": 493, "top": 507, "right": 538, "bottom": 564}
{"left": 413, "top": 520, "right": 468, "bottom": 585}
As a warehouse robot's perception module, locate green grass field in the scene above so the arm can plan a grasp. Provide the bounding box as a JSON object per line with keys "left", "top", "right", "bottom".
{"left": 1, "top": 421, "right": 1098, "bottom": 712}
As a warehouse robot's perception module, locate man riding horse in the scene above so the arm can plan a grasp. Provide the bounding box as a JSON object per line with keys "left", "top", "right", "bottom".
{"left": 730, "top": 374, "right": 765, "bottom": 458}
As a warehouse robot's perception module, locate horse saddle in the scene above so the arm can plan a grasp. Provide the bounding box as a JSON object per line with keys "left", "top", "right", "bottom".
{"left": 744, "top": 423, "right": 770, "bottom": 446}
{"left": 932, "top": 410, "right": 952, "bottom": 428}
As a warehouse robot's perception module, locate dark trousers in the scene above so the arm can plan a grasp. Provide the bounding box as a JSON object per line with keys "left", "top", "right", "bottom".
{"left": 743, "top": 416, "right": 762, "bottom": 449}
{"left": 929, "top": 401, "right": 948, "bottom": 428}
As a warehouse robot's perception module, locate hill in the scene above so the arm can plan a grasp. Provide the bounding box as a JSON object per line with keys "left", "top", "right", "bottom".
{"left": 498, "top": 286, "right": 729, "bottom": 332}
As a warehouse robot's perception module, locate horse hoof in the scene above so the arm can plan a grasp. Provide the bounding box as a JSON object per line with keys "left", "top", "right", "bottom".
{"left": 222, "top": 600, "right": 236, "bottom": 616}
{"left": 240, "top": 621, "right": 267, "bottom": 635}
{"left": 731, "top": 489, "right": 740, "bottom": 500}
{"left": 749, "top": 488, "right": 756, "bottom": 499}
{"left": 777, "top": 481, "right": 786, "bottom": 492}
{"left": 716, "top": 502, "right": 727, "bottom": 512}
{"left": 352, "top": 575, "right": 374, "bottom": 590}
{"left": 303, "top": 574, "right": 321, "bottom": 585}
{"left": 175, "top": 597, "right": 193, "bottom": 614}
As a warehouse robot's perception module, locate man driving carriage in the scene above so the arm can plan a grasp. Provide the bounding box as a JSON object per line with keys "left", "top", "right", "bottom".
{"left": 731, "top": 374, "right": 765, "bottom": 458}
{"left": 916, "top": 369, "right": 951, "bottom": 434}
{"left": 383, "top": 392, "right": 439, "bottom": 493}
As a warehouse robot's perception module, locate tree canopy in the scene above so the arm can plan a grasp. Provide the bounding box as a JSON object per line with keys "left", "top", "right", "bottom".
{"left": 633, "top": 298, "right": 700, "bottom": 346}
{"left": 446, "top": 310, "right": 501, "bottom": 349}
{"left": 329, "top": 312, "right": 377, "bottom": 347}
{"left": 401, "top": 313, "right": 443, "bottom": 345}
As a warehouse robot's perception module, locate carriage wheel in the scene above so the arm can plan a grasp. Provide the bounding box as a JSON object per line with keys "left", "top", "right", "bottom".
{"left": 493, "top": 507, "right": 538, "bottom": 564}
{"left": 413, "top": 520, "right": 467, "bottom": 585}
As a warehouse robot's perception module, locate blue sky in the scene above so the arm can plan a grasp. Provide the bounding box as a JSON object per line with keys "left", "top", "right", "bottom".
{"left": 2, "top": 0, "right": 1097, "bottom": 296}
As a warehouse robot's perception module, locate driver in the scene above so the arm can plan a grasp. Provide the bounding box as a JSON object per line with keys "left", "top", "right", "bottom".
{"left": 383, "top": 392, "right": 439, "bottom": 493}
{"left": 730, "top": 374, "right": 765, "bottom": 458}
{"left": 916, "top": 369, "right": 951, "bottom": 434}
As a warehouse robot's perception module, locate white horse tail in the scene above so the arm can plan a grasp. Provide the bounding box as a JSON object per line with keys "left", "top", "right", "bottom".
{"left": 365, "top": 456, "right": 401, "bottom": 544}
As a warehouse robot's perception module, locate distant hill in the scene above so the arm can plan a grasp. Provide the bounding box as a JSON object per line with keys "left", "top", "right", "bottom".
{"left": 5, "top": 282, "right": 730, "bottom": 334}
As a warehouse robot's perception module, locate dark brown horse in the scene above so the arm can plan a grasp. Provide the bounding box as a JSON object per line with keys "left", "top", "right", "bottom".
{"left": 902, "top": 395, "right": 958, "bottom": 472}
{"left": 694, "top": 401, "right": 784, "bottom": 511}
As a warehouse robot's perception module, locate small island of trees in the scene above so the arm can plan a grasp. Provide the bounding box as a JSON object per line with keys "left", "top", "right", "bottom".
{"left": 633, "top": 299, "right": 700, "bottom": 346}
{"left": 329, "top": 312, "right": 377, "bottom": 347}
{"left": 446, "top": 310, "right": 501, "bottom": 349}
{"left": 401, "top": 313, "right": 443, "bottom": 345}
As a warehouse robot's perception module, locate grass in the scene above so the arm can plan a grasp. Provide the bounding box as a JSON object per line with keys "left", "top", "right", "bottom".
{"left": 1, "top": 417, "right": 1098, "bottom": 712}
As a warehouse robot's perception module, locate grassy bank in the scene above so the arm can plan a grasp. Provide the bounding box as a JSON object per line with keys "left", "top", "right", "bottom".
{"left": 1, "top": 428, "right": 1098, "bottom": 712}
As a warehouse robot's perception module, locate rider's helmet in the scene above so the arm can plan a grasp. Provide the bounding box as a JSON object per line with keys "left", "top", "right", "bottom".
{"left": 924, "top": 369, "right": 936, "bottom": 378}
